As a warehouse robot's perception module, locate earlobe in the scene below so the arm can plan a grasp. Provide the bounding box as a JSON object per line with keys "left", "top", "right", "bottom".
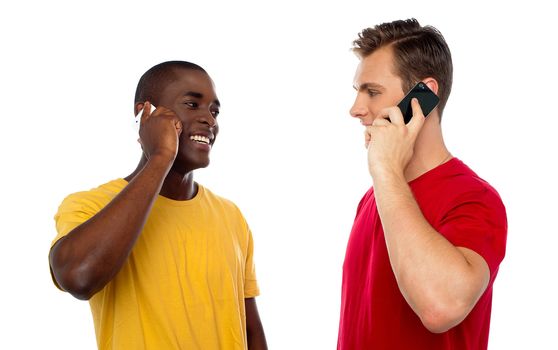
{"left": 422, "top": 78, "right": 439, "bottom": 95}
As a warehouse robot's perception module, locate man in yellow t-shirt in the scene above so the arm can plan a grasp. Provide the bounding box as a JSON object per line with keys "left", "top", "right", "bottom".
{"left": 49, "top": 61, "right": 267, "bottom": 349}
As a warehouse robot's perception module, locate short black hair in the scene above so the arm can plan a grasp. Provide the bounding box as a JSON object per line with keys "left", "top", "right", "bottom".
{"left": 134, "top": 61, "right": 207, "bottom": 106}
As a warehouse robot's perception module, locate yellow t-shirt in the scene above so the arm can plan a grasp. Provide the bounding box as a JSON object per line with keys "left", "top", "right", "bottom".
{"left": 51, "top": 179, "right": 259, "bottom": 350}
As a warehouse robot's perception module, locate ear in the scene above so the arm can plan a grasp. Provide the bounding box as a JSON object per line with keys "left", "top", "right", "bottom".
{"left": 134, "top": 102, "right": 145, "bottom": 116}
{"left": 422, "top": 78, "right": 439, "bottom": 95}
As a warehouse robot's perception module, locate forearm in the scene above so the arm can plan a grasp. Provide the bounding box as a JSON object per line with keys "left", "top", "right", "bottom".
{"left": 50, "top": 156, "right": 173, "bottom": 299}
{"left": 245, "top": 298, "right": 267, "bottom": 350}
{"left": 247, "top": 328, "right": 267, "bottom": 350}
{"left": 373, "top": 170, "right": 485, "bottom": 331}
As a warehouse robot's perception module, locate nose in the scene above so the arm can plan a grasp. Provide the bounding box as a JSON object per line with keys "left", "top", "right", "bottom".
{"left": 350, "top": 93, "right": 368, "bottom": 120}
{"left": 198, "top": 110, "right": 217, "bottom": 129}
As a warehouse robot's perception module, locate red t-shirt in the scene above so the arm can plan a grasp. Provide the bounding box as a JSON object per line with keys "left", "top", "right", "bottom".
{"left": 338, "top": 158, "right": 507, "bottom": 350}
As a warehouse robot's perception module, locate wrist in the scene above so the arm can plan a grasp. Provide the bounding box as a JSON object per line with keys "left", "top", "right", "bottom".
{"left": 145, "top": 153, "right": 175, "bottom": 172}
{"left": 369, "top": 163, "right": 405, "bottom": 183}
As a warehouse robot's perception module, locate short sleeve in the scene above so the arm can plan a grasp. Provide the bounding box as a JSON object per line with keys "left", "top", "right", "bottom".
{"left": 437, "top": 187, "right": 507, "bottom": 278}
{"left": 52, "top": 192, "right": 105, "bottom": 247}
{"left": 244, "top": 228, "right": 260, "bottom": 298}
{"left": 50, "top": 191, "right": 108, "bottom": 290}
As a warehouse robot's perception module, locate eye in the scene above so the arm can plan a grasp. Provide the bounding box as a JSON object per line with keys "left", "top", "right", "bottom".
{"left": 211, "top": 109, "right": 220, "bottom": 118}
{"left": 367, "top": 89, "right": 380, "bottom": 97}
{"left": 184, "top": 101, "right": 198, "bottom": 108}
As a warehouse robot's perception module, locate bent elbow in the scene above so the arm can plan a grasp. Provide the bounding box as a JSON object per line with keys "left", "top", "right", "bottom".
{"left": 54, "top": 270, "right": 97, "bottom": 300}
{"left": 419, "top": 301, "right": 470, "bottom": 334}
{"left": 65, "top": 280, "right": 96, "bottom": 300}
{"left": 50, "top": 251, "right": 97, "bottom": 300}
{"left": 51, "top": 268, "right": 97, "bottom": 300}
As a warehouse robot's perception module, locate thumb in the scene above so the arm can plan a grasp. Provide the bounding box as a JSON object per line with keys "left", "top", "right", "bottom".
{"left": 364, "top": 126, "right": 372, "bottom": 149}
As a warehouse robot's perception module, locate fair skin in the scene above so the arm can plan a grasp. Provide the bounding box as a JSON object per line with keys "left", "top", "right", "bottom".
{"left": 350, "top": 46, "right": 490, "bottom": 333}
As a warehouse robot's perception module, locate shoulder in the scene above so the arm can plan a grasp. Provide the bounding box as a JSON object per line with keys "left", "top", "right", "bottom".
{"left": 417, "top": 158, "right": 503, "bottom": 203}
{"left": 53, "top": 179, "right": 126, "bottom": 242}
{"left": 200, "top": 185, "right": 238, "bottom": 208}
{"left": 431, "top": 160, "right": 508, "bottom": 273}
{"left": 57, "top": 179, "right": 126, "bottom": 213}
{"left": 413, "top": 159, "right": 507, "bottom": 224}
{"left": 442, "top": 159, "right": 505, "bottom": 209}
{"left": 198, "top": 185, "right": 246, "bottom": 218}
{"left": 198, "top": 185, "right": 253, "bottom": 239}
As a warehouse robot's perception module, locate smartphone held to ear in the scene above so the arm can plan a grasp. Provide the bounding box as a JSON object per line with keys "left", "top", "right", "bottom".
{"left": 134, "top": 103, "right": 157, "bottom": 131}
{"left": 397, "top": 82, "right": 439, "bottom": 124}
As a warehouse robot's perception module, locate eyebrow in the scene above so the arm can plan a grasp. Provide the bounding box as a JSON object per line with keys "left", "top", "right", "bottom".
{"left": 353, "top": 82, "right": 385, "bottom": 92}
{"left": 184, "top": 91, "right": 220, "bottom": 107}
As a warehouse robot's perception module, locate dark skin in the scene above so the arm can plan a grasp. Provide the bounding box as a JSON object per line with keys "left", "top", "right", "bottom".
{"left": 49, "top": 68, "right": 267, "bottom": 349}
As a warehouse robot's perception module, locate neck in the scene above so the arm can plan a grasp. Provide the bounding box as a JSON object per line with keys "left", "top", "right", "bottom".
{"left": 160, "top": 168, "right": 197, "bottom": 200}
{"left": 403, "top": 114, "right": 452, "bottom": 182}
{"left": 125, "top": 156, "right": 198, "bottom": 201}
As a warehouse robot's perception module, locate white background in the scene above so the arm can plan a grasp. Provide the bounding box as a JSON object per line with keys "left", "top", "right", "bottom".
{"left": 1, "top": 0, "right": 556, "bottom": 349}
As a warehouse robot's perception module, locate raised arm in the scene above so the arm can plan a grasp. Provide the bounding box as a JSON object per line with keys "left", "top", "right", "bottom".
{"left": 366, "top": 101, "right": 489, "bottom": 332}
{"left": 49, "top": 104, "right": 181, "bottom": 300}
{"left": 372, "top": 171, "right": 489, "bottom": 332}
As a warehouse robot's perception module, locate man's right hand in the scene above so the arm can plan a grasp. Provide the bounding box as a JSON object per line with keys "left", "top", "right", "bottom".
{"left": 50, "top": 102, "right": 184, "bottom": 299}
{"left": 49, "top": 101, "right": 184, "bottom": 300}
{"left": 138, "top": 102, "right": 183, "bottom": 163}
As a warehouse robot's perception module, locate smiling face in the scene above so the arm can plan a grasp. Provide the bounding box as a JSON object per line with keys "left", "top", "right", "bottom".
{"left": 156, "top": 68, "right": 220, "bottom": 171}
{"left": 350, "top": 46, "right": 406, "bottom": 126}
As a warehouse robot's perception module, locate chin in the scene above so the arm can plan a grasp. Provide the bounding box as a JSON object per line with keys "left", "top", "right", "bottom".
{"left": 197, "top": 159, "right": 210, "bottom": 169}
{"left": 173, "top": 154, "right": 211, "bottom": 172}
{"left": 194, "top": 154, "right": 211, "bottom": 168}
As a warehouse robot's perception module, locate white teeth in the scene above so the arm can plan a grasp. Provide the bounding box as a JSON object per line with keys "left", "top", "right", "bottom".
{"left": 190, "top": 135, "right": 210, "bottom": 144}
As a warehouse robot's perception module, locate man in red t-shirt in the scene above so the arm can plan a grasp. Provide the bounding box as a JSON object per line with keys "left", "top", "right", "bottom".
{"left": 337, "top": 19, "right": 507, "bottom": 350}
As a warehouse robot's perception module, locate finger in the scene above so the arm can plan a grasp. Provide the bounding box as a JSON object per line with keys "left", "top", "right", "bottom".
{"left": 407, "top": 98, "right": 426, "bottom": 133}
{"left": 364, "top": 127, "right": 372, "bottom": 149}
{"left": 139, "top": 101, "right": 152, "bottom": 124}
{"left": 154, "top": 106, "right": 180, "bottom": 124}
{"left": 372, "top": 118, "right": 390, "bottom": 127}
{"left": 154, "top": 106, "right": 180, "bottom": 119}
{"left": 410, "top": 98, "right": 424, "bottom": 118}
{"left": 388, "top": 106, "right": 406, "bottom": 125}
{"left": 377, "top": 106, "right": 405, "bottom": 125}
{"left": 174, "top": 119, "right": 183, "bottom": 136}
{"left": 376, "top": 107, "right": 392, "bottom": 122}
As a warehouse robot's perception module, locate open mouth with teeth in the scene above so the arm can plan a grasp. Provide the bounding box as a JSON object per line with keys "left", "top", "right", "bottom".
{"left": 190, "top": 135, "right": 211, "bottom": 145}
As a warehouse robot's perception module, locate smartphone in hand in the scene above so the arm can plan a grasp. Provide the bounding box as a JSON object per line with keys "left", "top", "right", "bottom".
{"left": 397, "top": 82, "right": 439, "bottom": 124}
{"left": 134, "top": 104, "right": 157, "bottom": 131}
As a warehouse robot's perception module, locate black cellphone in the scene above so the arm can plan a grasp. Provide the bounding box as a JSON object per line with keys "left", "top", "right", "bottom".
{"left": 397, "top": 82, "right": 440, "bottom": 124}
